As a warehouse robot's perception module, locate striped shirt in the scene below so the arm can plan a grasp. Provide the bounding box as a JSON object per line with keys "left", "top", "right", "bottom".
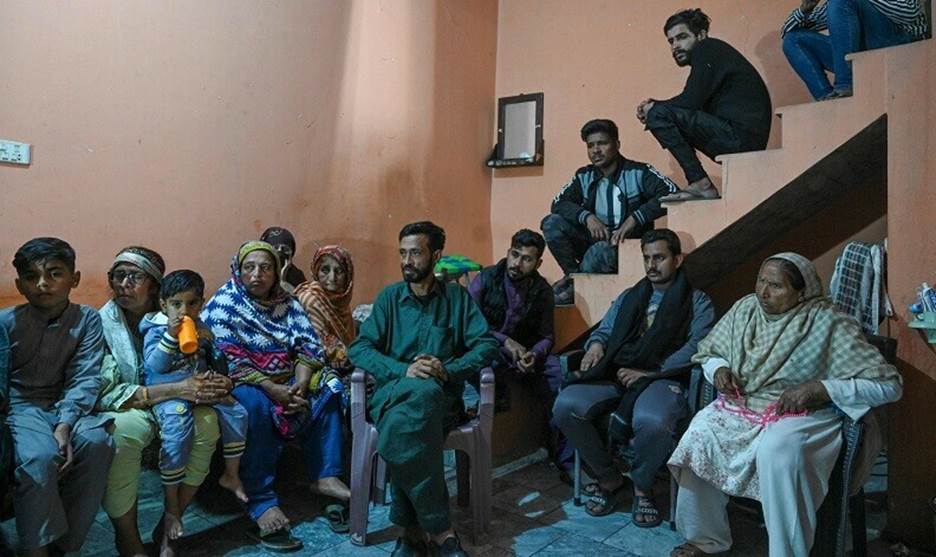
{"left": 781, "top": 0, "right": 929, "bottom": 39}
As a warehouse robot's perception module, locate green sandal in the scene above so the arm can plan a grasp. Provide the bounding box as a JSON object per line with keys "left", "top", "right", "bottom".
{"left": 249, "top": 526, "right": 303, "bottom": 553}
{"left": 323, "top": 502, "right": 350, "bottom": 534}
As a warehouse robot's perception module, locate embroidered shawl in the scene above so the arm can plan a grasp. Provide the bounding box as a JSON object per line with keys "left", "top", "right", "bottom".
{"left": 294, "top": 246, "right": 355, "bottom": 369}
{"left": 202, "top": 243, "right": 325, "bottom": 384}
{"left": 692, "top": 252, "right": 899, "bottom": 411}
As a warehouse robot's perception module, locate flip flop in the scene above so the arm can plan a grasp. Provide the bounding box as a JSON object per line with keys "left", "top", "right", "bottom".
{"left": 632, "top": 495, "right": 662, "bottom": 528}
{"left": 249, "top": 526, "right": 303, "bottom": 553}
{"left": 323, "top": 502, "right": 350, "bottom": 534}
{"left": 660, "top": 188, "right": 721, "bottom": 203}
{"left": 585, "top": 483, "right": 627, "bottom": 517}
{"left": 582, "top": 482, "right": 602, "bottom": 497}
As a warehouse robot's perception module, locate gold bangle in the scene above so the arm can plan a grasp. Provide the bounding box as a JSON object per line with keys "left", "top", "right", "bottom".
{"left": 141, "top": 386, "right": 150, "bottom": 403}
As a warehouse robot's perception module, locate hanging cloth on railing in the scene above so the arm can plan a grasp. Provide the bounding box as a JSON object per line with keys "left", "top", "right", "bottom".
{"left": 828, "top": 240, "right": 893, "bottom": 335}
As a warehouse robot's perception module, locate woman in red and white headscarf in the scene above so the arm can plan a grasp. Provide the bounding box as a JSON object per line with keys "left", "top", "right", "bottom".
{"left": 294, "top": 246, "right": 356, "bottom": 373}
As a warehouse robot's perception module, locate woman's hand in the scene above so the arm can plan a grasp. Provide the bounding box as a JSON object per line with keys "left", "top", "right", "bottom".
{"left": 714, "top": 367, "right": 744, "bottom": 397}
{"left": 776, "top": 380, "right": 830, "bottom": 414}
{"left": 288, "top": 381, "right": 308, "bottom": 401}
{"left": 282, "top": 382, "right": 310, "bottom": 415}
{"left": 261, "top": 380, "right": 294, "bottom": 405}
{"left": 174, "top": 374, "right": 233, "bottom": 403}
{"left": 198, "top": 373, "right": 233, "bottom": 402}
{"left": 285, "top": 386, "right": 310, "bottom": 415}
{"left": 173, "top": 376, "right": 201, "bottom": 403}
{"left": 261, "top": 380, "right": 309, "bottom": 414}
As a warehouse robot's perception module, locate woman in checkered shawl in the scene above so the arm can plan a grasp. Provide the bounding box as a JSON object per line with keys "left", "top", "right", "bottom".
{"left": 667, "top": 252, "right": 901, "bottom": 557}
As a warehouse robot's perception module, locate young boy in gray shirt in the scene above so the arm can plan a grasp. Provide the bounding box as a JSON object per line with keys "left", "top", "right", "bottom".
{"left": 0, "top": 237, "right": 114, "bottom": 555}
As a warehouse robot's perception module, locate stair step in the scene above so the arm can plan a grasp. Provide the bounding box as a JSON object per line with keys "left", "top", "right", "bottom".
{"left": 564, "top": 41, "right": 895, "bottom": 328}
{"left": 566, "top": 241, "right": 644, "bottom": 323}
{"left": 663, "top": 197, "right": 729, "bottom": 250}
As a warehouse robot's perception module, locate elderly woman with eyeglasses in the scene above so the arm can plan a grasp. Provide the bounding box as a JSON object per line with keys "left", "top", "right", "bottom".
{"left": 96, "top": 247, "right": 233, "bottom": 557}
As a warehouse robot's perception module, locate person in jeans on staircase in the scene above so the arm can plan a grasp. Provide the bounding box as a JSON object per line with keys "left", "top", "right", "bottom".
{"left": 637, "top": 9, "right": 772, "bottom": 202}
{"left": 541, "top": 119, "right": 678, "bottom": 306}
{"left": 553, "top": 229, "right": 714, "bottom": 526}
{"left": 782, "top": 0, "right": 928, "bottom": 101}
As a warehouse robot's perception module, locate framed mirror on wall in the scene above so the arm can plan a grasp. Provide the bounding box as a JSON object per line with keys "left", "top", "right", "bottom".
{"left": 487, "top": 92, "right": 544, "bottom": 168}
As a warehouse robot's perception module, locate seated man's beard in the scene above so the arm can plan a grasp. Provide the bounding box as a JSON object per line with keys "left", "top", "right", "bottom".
{"left": 402, "top": 264, "right": 432, "bottom": 283}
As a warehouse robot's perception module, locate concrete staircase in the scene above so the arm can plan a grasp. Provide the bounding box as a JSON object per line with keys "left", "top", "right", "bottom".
{"left": 560, "top": 46, "right": 893, "bottom": 340}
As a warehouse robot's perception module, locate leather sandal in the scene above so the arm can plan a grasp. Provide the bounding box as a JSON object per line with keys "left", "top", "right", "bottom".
{"left": 632, "top": 495, "right": 662, "bottom": 528}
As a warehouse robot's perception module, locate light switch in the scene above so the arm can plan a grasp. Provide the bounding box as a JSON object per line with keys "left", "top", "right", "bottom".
{"left": 0, "top": 139, "right": 31, "bottom": 165}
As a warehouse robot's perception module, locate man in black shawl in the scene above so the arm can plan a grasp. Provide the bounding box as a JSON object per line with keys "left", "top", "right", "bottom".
{"left": 553, "top": 229, "right": 715, "bottom": 526}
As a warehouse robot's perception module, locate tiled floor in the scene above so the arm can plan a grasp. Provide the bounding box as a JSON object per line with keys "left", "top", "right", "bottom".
{"left": 0, "top": 448, "right": 927, "bottom": 556}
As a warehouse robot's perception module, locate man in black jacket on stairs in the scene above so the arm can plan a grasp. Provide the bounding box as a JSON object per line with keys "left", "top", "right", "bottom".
{"left": 542, "top": 119, "right": 678, "bottom": 305}
{"left": 637, "top": 8, "right": 773, "bottom": 202}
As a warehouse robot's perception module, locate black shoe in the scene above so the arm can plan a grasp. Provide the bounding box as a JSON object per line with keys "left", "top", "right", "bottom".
{"left": 433, "top": 533, "right": 470, "bottom": 557}
{"left": 551, "top": 276, "right": 570, "bottom": 294}
{"left": 391, "top": 536, "right": 429, "bottom": 557}
{"left": 554, "top": 279, "right": 574, "bottom": 306}
{"left": 557, "top": 468, "right": 573, "bottom": 487}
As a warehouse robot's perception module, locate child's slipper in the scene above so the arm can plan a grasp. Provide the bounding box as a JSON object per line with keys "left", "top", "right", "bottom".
{"left": 323, "top": 503, "right": 350, "bottom": 534}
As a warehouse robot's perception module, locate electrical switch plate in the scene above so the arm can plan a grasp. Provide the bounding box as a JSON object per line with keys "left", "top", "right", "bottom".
{"left": 0, "top": 139, "right": 31, "bottom": 165}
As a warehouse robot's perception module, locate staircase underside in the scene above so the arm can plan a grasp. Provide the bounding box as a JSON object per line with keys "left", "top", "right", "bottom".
{"left": 682, "top": 115, "right": 887, "bottom": 291}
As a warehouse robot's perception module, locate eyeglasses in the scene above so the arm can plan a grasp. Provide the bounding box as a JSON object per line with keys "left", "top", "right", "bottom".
{"left": 109, "top": 270, "right": 148, "bottom": 285}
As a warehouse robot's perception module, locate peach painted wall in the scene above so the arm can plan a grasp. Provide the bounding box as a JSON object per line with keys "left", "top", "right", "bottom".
{"left": 0, "top": 0, "right": 497, "bottom": 308}
{"left": 491, "top": 1, "right": 815, "bottom": 281}
{"left": 880, "top": 39, "right": 936, "bottom": 551}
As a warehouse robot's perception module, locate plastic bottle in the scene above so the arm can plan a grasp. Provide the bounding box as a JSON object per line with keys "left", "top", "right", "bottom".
{"left": 922, "top": 283, "right": 936, "bottom": 313}
{"left": 178, "top": 316, "right": 198, "bottom": 355}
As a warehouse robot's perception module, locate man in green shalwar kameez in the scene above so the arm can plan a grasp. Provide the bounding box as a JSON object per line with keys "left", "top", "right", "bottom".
{"left": 349, "top": 221, "right": 497, "bottom": 557}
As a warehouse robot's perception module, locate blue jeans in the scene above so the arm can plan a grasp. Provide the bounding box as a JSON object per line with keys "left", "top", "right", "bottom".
{"left": 783, "top": 0, "right": 914, "bottom": 99}
{"left": 234, "top": 384, "right": 344, "bottom": 521}
{"left": 153, "top": 398, "right": 248, "bottom": 483}
{"left": 540, "top": 213, "right": 618, "bottom": 275}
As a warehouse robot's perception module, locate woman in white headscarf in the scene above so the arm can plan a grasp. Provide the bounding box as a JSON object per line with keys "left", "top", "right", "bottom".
{"left": 96, "top": 246, "right": 232, "bottom": 557}
{"left": 668, "top": 253, "right": 901, "bottom": 557}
